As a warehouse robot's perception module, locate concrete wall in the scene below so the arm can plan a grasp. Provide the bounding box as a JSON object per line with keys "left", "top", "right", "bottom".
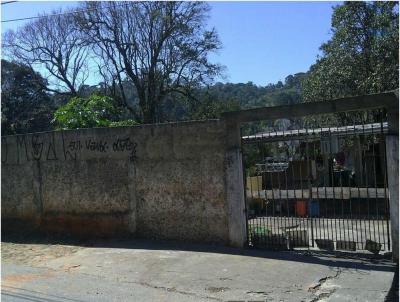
{"left": 2, "top": 120, "right": 246, "bottom": 245}
{"left": 386, "top": 107, "right": 399, "bottom": 261}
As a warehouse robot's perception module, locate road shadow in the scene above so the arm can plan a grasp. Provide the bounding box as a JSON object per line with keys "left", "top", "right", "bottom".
{"left": 2, "top": 229, "right": 396, "bottom": 274}
{"left": 385, "top": 262, "right": 399, "bottom": 302}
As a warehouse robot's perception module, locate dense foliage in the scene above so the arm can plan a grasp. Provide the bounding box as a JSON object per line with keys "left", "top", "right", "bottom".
{"left": 177, "top": 73, "right": 305, "bottom": 121}
{"left": 302, "top": 1, "right": 399, "bottom": 102}
{"left": 53, "top": 95, "right": 119, "bottom": 129}
{"left": 1, "top": 60, "right": 55, "bottom": 135}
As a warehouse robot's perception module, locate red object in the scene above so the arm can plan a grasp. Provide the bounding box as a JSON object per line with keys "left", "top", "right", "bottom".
{"left": 296, "top": 200, "right": 307, "bottom": 217}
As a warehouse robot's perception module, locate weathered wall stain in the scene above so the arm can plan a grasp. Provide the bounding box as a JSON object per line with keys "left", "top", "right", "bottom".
{"left": 2, "top": 137, "right": 8, "bottom": 163}
{"left": 2, "top": 120, "right": 231, "bottom": 244}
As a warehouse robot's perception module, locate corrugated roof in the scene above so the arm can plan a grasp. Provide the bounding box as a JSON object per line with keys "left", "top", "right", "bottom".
{"left": 242, "top": 122, "right": 388, "bottom": 143}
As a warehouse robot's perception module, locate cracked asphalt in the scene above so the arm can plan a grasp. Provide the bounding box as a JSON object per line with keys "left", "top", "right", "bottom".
{"left": 1, "top": 239, "right": 396, "bottom": 301}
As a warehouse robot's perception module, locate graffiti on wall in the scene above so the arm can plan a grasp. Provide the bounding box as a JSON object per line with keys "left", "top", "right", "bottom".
{"left": 112, "top": 138, "right": 137, "bottom": 162}
{"left": 2, "top": 133, "right": 138, "bottom": 164}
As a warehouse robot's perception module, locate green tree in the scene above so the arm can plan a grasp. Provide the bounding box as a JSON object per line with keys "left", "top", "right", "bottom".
{"left": 186, "top": 94, "right": 240, "bottom": 120}
{"left": 53, "top": 94, "right": 124, "bottom": 130}
{"left": 1, "top": 59, "right": 54, "bottom": 135}
{"left": 302, "top": 1, "right": 399, "bottom": 102}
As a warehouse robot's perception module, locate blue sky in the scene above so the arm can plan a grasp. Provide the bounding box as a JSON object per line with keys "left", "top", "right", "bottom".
{"left": 1, "top": 1, "right": 338, "bottom": 86}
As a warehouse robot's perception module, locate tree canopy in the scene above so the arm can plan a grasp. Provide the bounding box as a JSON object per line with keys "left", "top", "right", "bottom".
{"left": 302, "top": 1, "right": 399, "bottom": 102}
{"left": 53, "top": 94, "right": 140, "bottom": 130}
{"left": 76, "top": 1, "right": 222, "bottom": 123}
{"left": 3, "top": 9, "right": 88, "bottom": 96}
{"left": 1, "top": 59, "right": 55, "bottom": 135}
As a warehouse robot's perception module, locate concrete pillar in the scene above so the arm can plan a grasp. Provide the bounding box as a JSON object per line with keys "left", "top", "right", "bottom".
{"left": 386, "top": 106, "right": 399, "bottom": 261}
{"left": 224, "top": 118, "right": 247, "bottom": 247}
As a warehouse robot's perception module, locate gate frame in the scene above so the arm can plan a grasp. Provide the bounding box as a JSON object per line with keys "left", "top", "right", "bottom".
{"left": 223, "top": 90, "right": 399, "bottom": 260}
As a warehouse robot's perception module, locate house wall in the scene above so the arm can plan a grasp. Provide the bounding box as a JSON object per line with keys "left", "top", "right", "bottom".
{"left": 2, "top": 120, "right": 245, "bottom": 245}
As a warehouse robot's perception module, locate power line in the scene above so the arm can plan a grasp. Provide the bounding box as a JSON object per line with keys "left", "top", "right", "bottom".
{"left": 1, "top": 2, "right": 129, "bottom": 23}
{"left": 1, "top": 1, "right": 18, "bottom": 5}
{"left": 2, "top": 6, "right": 97, "bottom": 23}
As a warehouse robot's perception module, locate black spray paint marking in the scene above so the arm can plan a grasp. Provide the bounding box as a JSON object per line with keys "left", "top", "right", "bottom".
{"left": 46, "top": 132, "right": 58, "bottom": 160}
{"left": 85, "top": 139, "right": 108, "bottom": 152}
{"left": 16, "top": 136, "right": 29, "bottom": 163}
{"left": 31, "top": 134, "right": 44, "bottom": 160}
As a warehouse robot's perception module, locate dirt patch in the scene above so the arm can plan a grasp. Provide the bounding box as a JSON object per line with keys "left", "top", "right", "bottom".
{"left": 1, "top": 242, "right": 84, "bottom": 266}
{"left": 2, "top": 270, "right": 55, "bottom": 287}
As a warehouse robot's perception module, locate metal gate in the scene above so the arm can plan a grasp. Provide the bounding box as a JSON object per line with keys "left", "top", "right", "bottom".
{"left": 242, "top": 109, "right": 391, "bottom": 253}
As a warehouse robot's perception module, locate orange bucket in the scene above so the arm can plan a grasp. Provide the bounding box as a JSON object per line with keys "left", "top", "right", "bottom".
{"left": 296, "top": 200, "right": 307, "bottom": 217}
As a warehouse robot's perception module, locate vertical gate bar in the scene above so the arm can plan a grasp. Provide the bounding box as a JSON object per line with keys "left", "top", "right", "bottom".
{"left": 322, "top": 124, "right": 329, "bottom": 245}
{"left": 292, "top": 140, "right": 300, "bottom": 244}
{"left": 342, "top": 124, "right": 347, "bottom": 246}
{"left": 261, "top": 136, "right": 268, "bottom": 246}
{"left": 276, "top": 146, "right": 282, "bottom": 248}
{"left": 322, "top": 123, "right": 330, "bottom": 244}
{"left": 340, "top": 126, "right": 343, "bottom": 246}
{"left": 319, "top": 148, "right": 324, "bottom": 245}
{"left": 361, "top": 121, "right": 366, "bottom": 246}
{"left": 275, "top": 128, "right": 282, "bottom": 248}
{"left": 338, "top": 125, "right": 344, "bottom": 246}
{"left": 260, "top": 134, "right": 266, "bottom": 247}
{"left": 361, "top": 119, "right": 368, "bottom": 246}
{"left": 362, "top": 119, "right": 373, "bottom": 249}
{"left": 299, "top": 129, "right": 307, "bottom": 248}
{"left": 377, "top": 119, "right": 383, "bottom": 247}
{"left": 276, "top": 143, "right": 285, "bottom": 248}
{"left": 284, "top": 152, "right": 291, "bottom": 244}
{"left": 269, "top": 142, "right": 277, "bottom": 248}
{"left": 354, "top": 125, "right": 360, "bottom": 247}
{"left": 328, "top": 125, "right": 338, "bottom": 247}
{"left": 355, "top": 120, "right": 363, "bottom": 248}
{"left": 312, "top": 123, "right": 322, "bottom": 248}
{"left": 305, "top": 127, "right": 314, "bottom": 248}
{"left": 283, "top": 128, "right": 290, "bottom": 248}
{"left": 249, "top": 147, "right": 255, "bottom": 246}
{"left": 347, "top": 121, "right": 355, "bottom": 246}
{"left": 256, "top": 140, "right": 262, "bottom": 245}
{"left": 381, "top": 110, "right": 391, "bottom": 251}
{"left": 262, "top": 139, "right": 268, "bottom": 247}
{"left": 372, "top": 119, "right": 381, "bottom": 247}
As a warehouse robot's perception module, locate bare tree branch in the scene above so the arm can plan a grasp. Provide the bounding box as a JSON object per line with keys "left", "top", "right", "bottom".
{"left": 76, "top": 1, "right": 222, "bottom": 123}
{"left": 3, "top": 8, "right": 89, "bottom": 96}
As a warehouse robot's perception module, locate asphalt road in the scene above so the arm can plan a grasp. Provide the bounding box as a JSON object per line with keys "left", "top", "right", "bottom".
{"left": 1, "top": 239, "right": 396, "bottom": 302}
